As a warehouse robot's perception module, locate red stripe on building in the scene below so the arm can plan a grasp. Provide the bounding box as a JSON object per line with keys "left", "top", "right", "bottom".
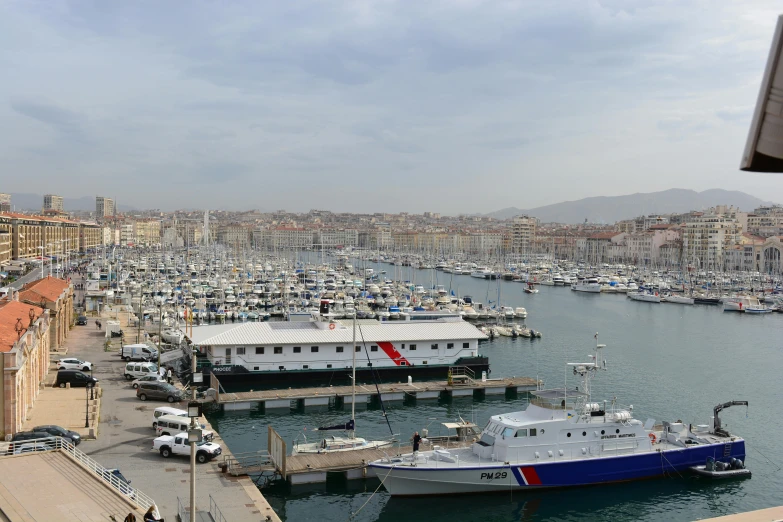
{"left": 376, "top": 341, "right": 411, "bottom": 366}
{"left": 520, "top": 467, "right": 541, "bottom": 485}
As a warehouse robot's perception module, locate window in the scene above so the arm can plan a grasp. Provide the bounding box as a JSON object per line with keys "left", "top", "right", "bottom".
{"left": 371, "top": 345, "right": 378, "bottom": 352}
{"left": 502, "top": 427, "right": 514, "bottom": 438}
{"left": 463, "top": 342, "right": 470, "bottom": 348}
{"left": 447, "top": 343, "right": 454, "bottom": 349}
{"left": 278, "top": 365, "right": 285, "bottom": 370}
{"left": 367, "top": 362, "right": 372, "bottom": 367}
{"left": 293, "top": 346, "right": 301, "bottom": 353}
{"left": 327, "top": 364, "right": 332, "bottom": 369}
{"left": 311, "top": 346, "right": 319, "bottom": 353}
{"left": 410, "top": 344, "right": 417, "bottom": 351}
{"left": 423, "top": 361, "right": 428, "bottom": 365}
{"left": 253, "top": 366, "right": 259, "bottom": 370}
{"left": 336, "top": 346, "right": 344, "bottom": 353}
{"left": 274, "top": 347, "right": 282, "bottom": 354}
{"left": 400, "top": 361, "right": 406, "bottom": 366}
{"left": 255, "top": 347, "right": 264, "bottom": 355}
{"left": 401, "top": 344, "right": 405, "bottom": 349}
{"left": 567, "top": 432, "right": 572, "bottom": 438}
{"left": 303, "top": 365, "right": 309, "bottom": 369}
{"left": 582, "top": 431, "right": 586, "bottom": 437}
{"left": 431, "top": 344, "right": 438, "bottom": 350}
{"left": 355, "top": 346, "right": 361, "bottom": 352}
{"left": 515, "top": 429, "right": 527, "bottom": 437}
{"left": 236, "top": 347, "right": 245, "bottom": 355}
{"left": 175, "top": 437, "right": 184, "bottom": 445}
{"left": 530, "top": 428, "right": 537, "bottom": 437}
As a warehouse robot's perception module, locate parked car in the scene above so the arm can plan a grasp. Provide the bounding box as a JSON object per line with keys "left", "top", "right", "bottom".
{"left": 33, "top": 425, "right": 81, "bottom": 446}
{"left": 98, "top": 468, "right": 135, "bottom": 499}
{"left": 124, "top": 362, "right": 159, "bottom": 380}
{"left": 131, "top": 374, "right": 165, "bottom": 389}
{"left": 57, "top": 358, "right": 93, "bottom": 371}
{"left": 13, "top": 441, "right": 56, "bottom": 455}
{"left": 152, "top": 406, "right": 187, "bottom": 429}
{"left": 155, "top": 414, "right": 213, "bottom": 440}
{"left": 54, "top": 370, "right": 99, "bottom": 388}
{"left": 121, "top": 344, "right": 158, "bottom": 362}
{"left": 136, "top": 382, "right": 184, "bottom": 403}
{"left": 152, "top": 432, "right": 221, "bottom": 463}
{"left": 76, "top": 315, "right": 88, "bottom": 326}
{"left": 11, "top": 431, "right": 53, "bottom": 443}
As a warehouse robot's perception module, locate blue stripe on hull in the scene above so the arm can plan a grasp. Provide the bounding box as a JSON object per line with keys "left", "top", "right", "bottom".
{"left": 522, "top": 441, "right": 746, "bottom": 487}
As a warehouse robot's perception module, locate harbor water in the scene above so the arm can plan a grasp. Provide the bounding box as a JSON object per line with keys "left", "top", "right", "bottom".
{"left": 206, "top": 265, "right": 783, "bottom": 522}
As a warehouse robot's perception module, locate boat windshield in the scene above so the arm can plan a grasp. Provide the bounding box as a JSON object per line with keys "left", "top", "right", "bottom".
{"left": 530, "top": 388, "right": 587, "bottom": 410}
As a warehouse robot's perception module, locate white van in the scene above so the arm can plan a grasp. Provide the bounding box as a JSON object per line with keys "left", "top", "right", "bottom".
{"left": 152, "top": 406, "right": 187, "bottom": 429}
{"left": 155, "top": 414, "right": 214, "bottom": 440}
{"left": 124, "top": 362, "right": 159, "bottom": 381}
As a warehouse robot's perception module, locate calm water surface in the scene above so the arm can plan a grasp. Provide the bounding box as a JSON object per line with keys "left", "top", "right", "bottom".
{"left": 207, "top": 266, "right": 783, "bottom": 522}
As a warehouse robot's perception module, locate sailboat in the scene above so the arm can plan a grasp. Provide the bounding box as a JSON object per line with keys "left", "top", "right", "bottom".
{"left": 291, "top": 312, "right": 395, "bottom": 455}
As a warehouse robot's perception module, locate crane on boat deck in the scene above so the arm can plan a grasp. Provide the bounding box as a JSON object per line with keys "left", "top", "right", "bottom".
{"left": 713, "top": 400, "right": 749, "bottom": 437}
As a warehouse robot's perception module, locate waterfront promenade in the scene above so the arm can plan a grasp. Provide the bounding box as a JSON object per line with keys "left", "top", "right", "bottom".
{"left": 63, "top": 309, "right": 280, "bottom": 521}
{"left": 10, "top": 271, "right": 281, "bottom": 521}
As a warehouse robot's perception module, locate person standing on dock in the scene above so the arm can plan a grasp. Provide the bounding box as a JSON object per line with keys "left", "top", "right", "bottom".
{"left": 412, "top": 431, "right": 422, "bottom": 456}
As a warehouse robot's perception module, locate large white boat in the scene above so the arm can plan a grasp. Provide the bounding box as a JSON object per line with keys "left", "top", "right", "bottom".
{"left": 470, "top": 267, "right": 491, "bottom": 279}
{"left": 189, "top": 306, "right": 489, "bottom": 389}
{"left": 571, "top": 277, "right": 601, "bottom": 293}
{"left": 723, "top": 296, "right": 769, "bottom": 313}
{"left": 370, "top": 338, "right": 748, "bottom": 496}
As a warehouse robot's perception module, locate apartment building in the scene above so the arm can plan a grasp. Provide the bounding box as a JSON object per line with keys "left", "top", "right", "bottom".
{"left": 682, "top": 209, "right": 743, "bottom": 267}
{"left": 95, "top": 196, "right": 115, "bottom": 218}
{"left": 511, "top": 215, "right": 537, "bottom": 253}
{"left": 43, "top": 194, "right": 64, "bottom": 212}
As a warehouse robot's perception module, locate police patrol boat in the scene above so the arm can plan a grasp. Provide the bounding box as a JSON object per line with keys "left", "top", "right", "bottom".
{"left": 369, "top": 335, "right": 748, "bottom": 496}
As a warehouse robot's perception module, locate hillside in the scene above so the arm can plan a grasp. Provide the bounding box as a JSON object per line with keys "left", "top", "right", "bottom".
{"left": 487, "top": 189, "right": 775, "bottom": 223}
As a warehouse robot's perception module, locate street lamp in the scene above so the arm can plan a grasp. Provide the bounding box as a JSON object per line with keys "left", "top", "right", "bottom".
{"left": 85, "top": 382, "right": 90, "bottom": 428}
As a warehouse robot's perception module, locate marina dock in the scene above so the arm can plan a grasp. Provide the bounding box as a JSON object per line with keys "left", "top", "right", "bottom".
{"left": 209, "top": 374, "right": 541, "bottom": 412}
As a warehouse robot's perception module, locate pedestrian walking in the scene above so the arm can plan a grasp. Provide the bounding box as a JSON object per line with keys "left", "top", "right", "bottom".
{"left": 166, "top": 367, "right": 172, "bottom": 384}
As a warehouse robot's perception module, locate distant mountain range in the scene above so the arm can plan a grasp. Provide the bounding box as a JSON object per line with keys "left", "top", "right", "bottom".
{"left": 6, "top": 193, "right": 135, "bottom": 213}
{"left": 486, "top": 189, "right": 777, "bottom": 223}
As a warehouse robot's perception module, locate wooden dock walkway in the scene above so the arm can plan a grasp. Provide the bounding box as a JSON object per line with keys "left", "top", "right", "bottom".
{"left": 212, "top": 375, "right": 540, "bottom": 412}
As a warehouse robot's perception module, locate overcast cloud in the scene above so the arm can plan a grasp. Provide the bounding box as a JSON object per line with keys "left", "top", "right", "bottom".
{"left": 1, "top": 0, "right": 781, "bottom": 213}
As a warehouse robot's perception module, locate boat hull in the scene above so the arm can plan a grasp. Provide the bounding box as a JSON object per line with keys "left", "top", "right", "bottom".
{"left": 372, "top": 440, "right": 746, "bottom": 496}
{"left": 204, "top": 356, "right": 490, "bottom": 391}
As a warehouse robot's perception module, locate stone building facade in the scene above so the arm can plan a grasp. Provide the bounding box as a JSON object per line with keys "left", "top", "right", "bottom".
{"left": 0, "top": 296, "right": 50, "bottom": 438}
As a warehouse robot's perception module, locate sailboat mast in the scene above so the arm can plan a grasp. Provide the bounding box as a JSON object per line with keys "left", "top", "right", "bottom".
{"left": 351, "top": 310, "right": 357, "bottom": 439}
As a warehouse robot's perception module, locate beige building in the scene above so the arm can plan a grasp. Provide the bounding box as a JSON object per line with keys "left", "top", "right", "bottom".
{"left": 0, "top": 215, "right": 11, "bottom": 265}
{"left": 95, "top": 196, "right": 114, "bottom": 218}
{"left": 682, "top": 209, "right": 743, "bottom": 268}
{"left": 511, "top": 215, "right": 537, "bottom": 253}
{"left": 19, "top": 277, "right": 73, "bottom": 350}
{"left": 0, "top": 194, "right": 9, "bottom": 213}
{"left": 134, "top": 219, "right": 161, "bottom": 246}
{"left": 43, "top": 194, "right": 64, "bottom": 212}
{"left": 79, "top": 223, "right": 102, "bottom": 251}
{"left": 0, "top": 296, "right": 50, "bottom": 437}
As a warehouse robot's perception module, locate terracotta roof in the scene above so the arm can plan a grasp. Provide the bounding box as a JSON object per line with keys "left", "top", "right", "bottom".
{"left": 649, "top": 224, "right": 673, "bottom": 230}
{"left": 0, "top": 300, "right": 45, "bottom": 353}
{"left": 19, "top": 276, "right": 70, "bottom": 304}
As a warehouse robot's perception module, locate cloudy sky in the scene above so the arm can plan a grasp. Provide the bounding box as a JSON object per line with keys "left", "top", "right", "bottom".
{"left": 1, "top": 0, "right": 781, "bottom": 213}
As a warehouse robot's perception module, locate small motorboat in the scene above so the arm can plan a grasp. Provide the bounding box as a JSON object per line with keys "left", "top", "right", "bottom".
{"left": 690, "top": 457, "right": 751, "bottom": 479}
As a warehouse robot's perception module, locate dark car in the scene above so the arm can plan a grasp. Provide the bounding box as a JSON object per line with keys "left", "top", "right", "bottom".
{"left": 136, "top": 382, "right": 184, "bottom": 403}
{"left": 76, "top": 315, "right": 88, "bottom": 325}
{"left": 7, "top": 433, "right": 57, "bottom": 455}
{"left": 33, "top": 425, "right": 81, "bottom": 446}
{"left": 99, "top": 468, "right": 135, "bottom": 498}
{"left": 54, "top": 370, "right": 99, "bottom": 388}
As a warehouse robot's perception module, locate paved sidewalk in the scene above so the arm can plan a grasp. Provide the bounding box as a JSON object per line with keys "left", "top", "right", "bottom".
{"left": 23, "top": 386, "right": 100, "bottom": 438}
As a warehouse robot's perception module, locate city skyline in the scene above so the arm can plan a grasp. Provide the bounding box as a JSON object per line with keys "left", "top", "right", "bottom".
{"left": 1, "top": 1, "right": 782, "bottom": 213}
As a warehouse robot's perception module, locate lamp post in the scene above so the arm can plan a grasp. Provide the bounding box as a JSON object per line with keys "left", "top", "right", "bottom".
{"left": 38, "top": 246, "right": 45, "bottom": 279}
{"left": 187, "top": 349, "right": 201, "bottom": 522}
{"left": 84, "top": 382, "right": 90, "bottom": 428}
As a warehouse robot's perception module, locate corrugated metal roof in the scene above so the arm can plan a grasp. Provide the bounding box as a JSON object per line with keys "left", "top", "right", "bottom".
{"left": 188, "top": 320, "right": 487, "bottom": 346}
